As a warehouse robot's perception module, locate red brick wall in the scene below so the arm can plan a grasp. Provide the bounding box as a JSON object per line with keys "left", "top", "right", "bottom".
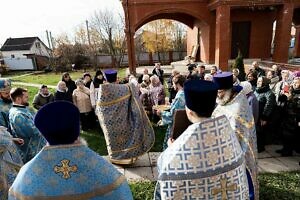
{"left": 231, "top": 10, "right": 276, "bottom": 59}
{"left": 187, "top": 26, "right": 198, "bottom": 59}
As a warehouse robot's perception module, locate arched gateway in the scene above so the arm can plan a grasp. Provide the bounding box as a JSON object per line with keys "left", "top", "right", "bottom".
{"left": 122, "top": 0, "right": 300, "bottom": 74}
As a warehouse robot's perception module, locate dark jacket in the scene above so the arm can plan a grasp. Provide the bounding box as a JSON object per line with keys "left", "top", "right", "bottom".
{"left": 32, "top": 93, "right": 54, "bottom": 110}
{"left": 255, "top": 86, "right": 276, "bottom": 121}
{"left": 54, "top": 91, "right": 73, "bottom": 103}
{"left": 84, "top": 80, "right": 92, "bottom": 89}
{"left": 152, "top": 68, "right": 164, "bottom": 84}
{"left": 255, "top": 67, "right": 265, "bottom": 77}
{"left": 63, "top": 80, "right": 76, "bottom": 96}
{"left": 282, "top": 88, "right": 300, "bottom": 132}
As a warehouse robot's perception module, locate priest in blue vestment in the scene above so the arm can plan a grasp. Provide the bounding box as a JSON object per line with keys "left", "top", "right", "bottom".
{"left": 9, "top": 101, "right": 133, "bottom": 200}
{"left": 212, "top": 72, "right": 258, "bottom": 200}
{"left": 0, "top": 78, "right": 12, "bottom": 129}
{"left": 157, "top": 74, "right": 186, "bottom": 150}
{"left": 0, "top": 126, "right": 23, "bottom": 200}
{"left": 155, "top": 80, "right": 249, "bottom": 200}
{"left": 8, "top": 88, "right": 46, "bottom": 163}
{"left": 96, "top": 70, "right": 155, "bottom": 165}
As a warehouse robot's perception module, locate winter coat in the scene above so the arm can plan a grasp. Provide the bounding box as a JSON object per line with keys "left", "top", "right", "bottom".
{"left": 54, "top": 91, "right": 73, "bottom": 103}
{"left": 254, "top": 86, "right": 276, "bottom": 121}
{"left": 282, "top": 88, "right": 300, "bottom": 133}
{"left": 72, "top": 87, "right": 92, "bottom": 113}
{"left": 32, "top": 93, "right": 54, "bottom": 110}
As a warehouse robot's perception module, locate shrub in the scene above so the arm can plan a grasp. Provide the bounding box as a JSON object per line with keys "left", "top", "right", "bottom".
{"left": 232, "top": 51, "right": 246, "bottom": 81}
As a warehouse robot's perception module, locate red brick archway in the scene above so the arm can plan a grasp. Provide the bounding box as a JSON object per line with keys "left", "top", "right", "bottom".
{"left": 122, "top": 0, "right": 297, "bottom": 74}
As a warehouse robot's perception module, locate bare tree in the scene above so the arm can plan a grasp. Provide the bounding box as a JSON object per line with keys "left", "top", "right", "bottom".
{"left": 54, "top": 33, "right": 89, "bottom": 71}
{"left": 90, "top": 9, "right": 126, "bottom": 68}
{"left": 172, "top": 23, "right": 187, "bottom": 60}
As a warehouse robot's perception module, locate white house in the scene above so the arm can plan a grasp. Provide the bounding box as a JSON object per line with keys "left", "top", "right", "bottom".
{"left": 0, "top": 37, "right": 51, "bottom": 70}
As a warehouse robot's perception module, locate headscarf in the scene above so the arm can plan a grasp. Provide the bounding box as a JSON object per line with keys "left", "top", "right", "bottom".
{"left": 93, "top": 70, "right": 104, "bottom": 88}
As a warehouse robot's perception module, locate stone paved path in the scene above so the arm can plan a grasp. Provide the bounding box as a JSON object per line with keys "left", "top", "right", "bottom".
{"left": 104, "top": 145, "right": 300, "bottom": 182}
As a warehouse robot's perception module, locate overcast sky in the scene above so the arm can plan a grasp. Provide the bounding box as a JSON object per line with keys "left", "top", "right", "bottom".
{"left": 0, "top": 0, "right": 123, "bottom": 47}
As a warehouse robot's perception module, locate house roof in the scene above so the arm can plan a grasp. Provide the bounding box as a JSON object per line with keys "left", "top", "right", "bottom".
{"left": 0, "top": 37, "right": 44, "bottom": 51}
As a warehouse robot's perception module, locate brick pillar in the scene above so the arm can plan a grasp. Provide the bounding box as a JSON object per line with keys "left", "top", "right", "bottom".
{"left": 215, "top": 5, "right": 231, "bottom": 71}
{"left": 273, "top": 3, "right": 294, "bottom": 63}
{"left": 294, "top": 26, "right": 300, "bottom": 57}
{"left": 125, "top": 29, "right": 136, "bottom": 75}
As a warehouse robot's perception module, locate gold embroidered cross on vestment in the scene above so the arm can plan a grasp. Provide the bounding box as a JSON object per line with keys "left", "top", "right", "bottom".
{"left": 211, "top": 177, "right": 237, "bottom": 200}
{"left": 54, "top": 159, "right": 78, "bottom": 179}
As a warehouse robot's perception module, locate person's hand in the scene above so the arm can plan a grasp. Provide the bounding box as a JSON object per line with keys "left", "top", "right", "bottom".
{"left": 260, "top": 120, "right": 267, "bottom": 126}
{"left": 285, "top": 92, "right": 292, "bottom": 99}
{"left": 156, "top": 110, "right": 161, "bottom": 116}
{"left": 167, "top": 138, "right": 175, "bottom": 147}
{"left": 13, "top": 138, "right": 24, "bottom": 146}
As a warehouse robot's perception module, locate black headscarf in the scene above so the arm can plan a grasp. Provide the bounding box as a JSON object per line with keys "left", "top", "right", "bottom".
{"left": 93, "top": 70, "right": 104, "bottom": 88}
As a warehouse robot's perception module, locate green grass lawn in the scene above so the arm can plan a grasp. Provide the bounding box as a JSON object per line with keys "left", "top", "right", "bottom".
{"left": 10, "top": 68, "right": 127, "bottom": 86}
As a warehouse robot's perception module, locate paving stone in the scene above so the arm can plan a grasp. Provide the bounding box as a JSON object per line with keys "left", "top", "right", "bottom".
{"left": 258, "top": 166, "right": 265, "bottom": 173}
{"left": 149, "top": 152, "right": 161, "bottom": 166}
{"left": 128, "top": 153, "right": 151, "bottom": 168}
{"left": 265, "top": 145, "right": 283, "bottom": 157}
{"left": 258, "top": 158, "right": 289, "bottom": 173}
{"left": 258, "top": 151, "right": 272, "bottom": 159}
{"left": 152, "top": 166, "right": 159, "bottom": 181}
{"left": 125, "top": 167, "right": 154, "bottom": 182}
{"left": 275, "top": 157, "right": 300, "bottom": 171}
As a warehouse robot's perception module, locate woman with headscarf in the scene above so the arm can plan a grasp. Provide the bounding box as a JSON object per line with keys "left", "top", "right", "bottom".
{"left": 54, "top": 81, "right": 73, "bottom": 102}
{"left": 83, "top": 73, "right": 92, "bottom": 89}
{"left": 266, "top": 70, "right": 280, "bottom": 93}
{"left": 275, "top": 70, "right": 292, "bottom": 107}
{"left": 61, "top": 72, "right": 76, "bottom": 96}
{"left": 276, "top": 75, "right": 300, "bottom": 156}
{"left": 240, "top": 81, "right": 259, "bottom": 124}
{"left": 246, "top": 71, "right": 258, "bottom": 91}
{"left": 73, "top": 79, "right": 93, "bottom": 131}
{"left": 254, "top": 77, "right": 276, "bottom": 152}
{"left": 149, "top": 75, "right": 165, "bottom": 106}
{"left": 90, "top": 70, "right": 105, "bottom": 109}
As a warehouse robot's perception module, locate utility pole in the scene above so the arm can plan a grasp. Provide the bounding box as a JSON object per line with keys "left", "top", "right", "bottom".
{"left": 86, "top": 20, "right": 91, "bottom": 46}
{"left": 46, "top": 30, "right": 51, "bottom": 49}
{"left": 49, "top": 31, "right": 54, "bottom": 49}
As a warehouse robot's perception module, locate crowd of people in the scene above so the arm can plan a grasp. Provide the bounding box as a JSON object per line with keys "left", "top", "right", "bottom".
{"left": 0, "top": 60, "right": 299, "bottom": 199}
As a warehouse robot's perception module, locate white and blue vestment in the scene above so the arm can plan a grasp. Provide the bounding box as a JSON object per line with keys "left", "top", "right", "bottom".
{"left": 8, "top": 143, "right": 133, "bottom": 200}
{"left": 0, "top": 127, "right": 23, "bottom": 200}
{"left": 9, "top": 105, "right": 46, "bottom": 163}
{"left": 212, "top": 91, "right": 258, "bottom": 199}
{"left": 155, "top": 115, "right": 249, "bottom": 199}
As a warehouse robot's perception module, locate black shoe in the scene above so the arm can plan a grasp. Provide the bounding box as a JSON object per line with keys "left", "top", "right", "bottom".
{"left": 280, "top": 151, "right": 293, "bottom": 157}
{"left": 258, "top": 147, "right": 265, "bottom": 153}
{"left": 275, "top": 148, "right": 284, "bottom": 154}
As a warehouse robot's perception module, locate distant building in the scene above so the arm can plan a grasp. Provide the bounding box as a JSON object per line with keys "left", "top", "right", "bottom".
{"left": 0, "top": 37, "right": 51, "bottom": 70}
